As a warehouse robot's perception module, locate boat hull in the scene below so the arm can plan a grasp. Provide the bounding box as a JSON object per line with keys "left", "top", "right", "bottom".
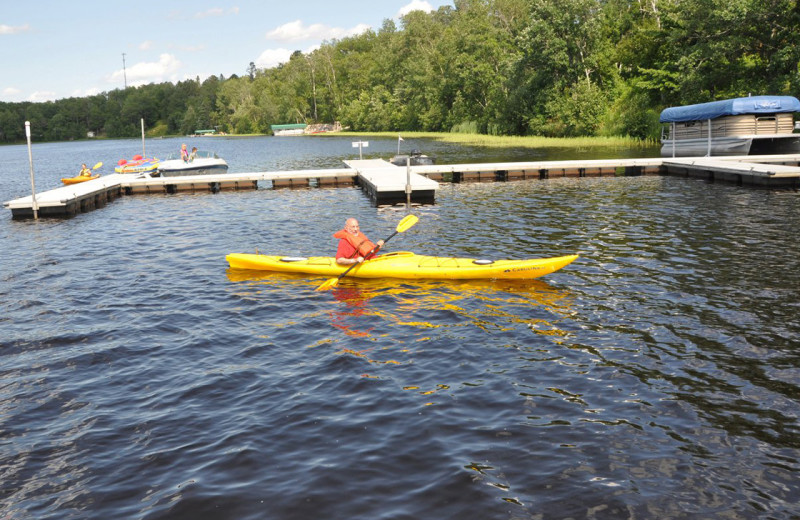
{"left": 226, "top": 251, "right": 578, "bottom": 280}
{"left": 158, "top": 158, "right": 229, "bottom": 177}
{"left": 390, "top": 154, "right": 435, "bottom": 166}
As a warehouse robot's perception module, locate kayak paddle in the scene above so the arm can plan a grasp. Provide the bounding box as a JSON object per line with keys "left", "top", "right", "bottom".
{"left": 315, "top": 214, "right": 419, "bottom": 291}
{"left": 92, "top": 162, "right": 103, "bottom": 170}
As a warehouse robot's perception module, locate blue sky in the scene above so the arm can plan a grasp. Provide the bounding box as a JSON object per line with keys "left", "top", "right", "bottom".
{"left": 1, "top": 0, "right": 452, "bottom": 103}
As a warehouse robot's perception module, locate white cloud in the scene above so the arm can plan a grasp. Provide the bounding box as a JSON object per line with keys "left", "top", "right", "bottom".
{"left": 397, "top": 0, "right": 435, "bottom": 17}
{"left": 254, "top": 43, "right": 323, "bottom": 69}
{"left": 0, "top": 23, "right": 31, "bottom": 35}
{"left": 3, "top": 87, "right": 21, "bottom": 97}
{"left": 139, "top": 40, "right": 153, "bottom": 51}
{"left": 72, "top": 87, "right": 101, "bottom": 98}
{"left": 176, "top": 44, "right": 206, "bottom": 52}
{"left": 196, "top": 8, "right": 224, "bottom": 18}
{"left": 108, "top": 53, "right": 182, "bottom": 86}
{"left": 254, "top": 48, "right": 293, "bottom": 69}
{"left": 265, "top": 20, "right": 370, "bottom": 43}
{"left": 195, "top": 7, "right": 239, "bottom": 18}
{"left": 29, "top": 91, "right": 57, "bottom": 102}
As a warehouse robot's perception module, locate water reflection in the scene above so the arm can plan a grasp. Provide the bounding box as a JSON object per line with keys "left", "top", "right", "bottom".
{"left": 226, "top": 269, "right": 577, "bottom": 413}
{"left": 225, "top": 270, "right": 574, "bottom": 329}
{"left": 227, "top": 270, "right": 573, "bottom": 343}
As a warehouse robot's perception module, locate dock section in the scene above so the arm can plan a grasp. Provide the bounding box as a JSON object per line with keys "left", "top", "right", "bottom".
{"left": 662, "top": 157, "right": 800, "bottom": 187}
{"left": 410, "top": 157, "right": 665, "bottom": 181}
{"left": 5, "top": 154, "right": 800, "bottom": 219}
{"left": 119, "top": 168, "right": 356, "bottom": 194}
{"left": 344, "top": 159, "right": 438, "bottom": 204}
{"left": 4, "top": 169, "right": 357, "bottom": 219}
{"left": 4, "top": 174, "right": 125, "bottom": 219}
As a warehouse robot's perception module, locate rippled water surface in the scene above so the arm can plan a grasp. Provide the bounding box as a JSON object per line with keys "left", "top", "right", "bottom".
{"left": 2, "top": 137, "right": 799, "bottom": 519}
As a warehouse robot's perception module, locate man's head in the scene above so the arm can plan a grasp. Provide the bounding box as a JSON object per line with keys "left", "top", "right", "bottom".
{"left": 344, "top": 218, "right": 360, "bottom": 235}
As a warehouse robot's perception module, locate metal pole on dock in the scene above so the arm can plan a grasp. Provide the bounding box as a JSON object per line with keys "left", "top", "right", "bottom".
{"left": 352, "top": 141, "right": 368, "bottom": 160}
{"left": 406, "top": 156, "right": 411, "bottom": 208}
{"left": 671, "top": 123, "right": 676, "bottom": 158}
{"left": 25, "top": 121, "right": 39, "bottom": 220}
{"left": 141, "top": 118, "right": 146, "bottom": 157}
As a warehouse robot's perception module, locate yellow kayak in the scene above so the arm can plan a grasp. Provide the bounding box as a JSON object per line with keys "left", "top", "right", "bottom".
{"left": 226, "top": 251, "right": 578, "bottom": 280}
{"left": 61, "top": 174, "right": 100, "bottom": 185}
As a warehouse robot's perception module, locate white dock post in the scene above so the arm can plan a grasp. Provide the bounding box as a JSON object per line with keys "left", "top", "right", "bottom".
{"left": 25, "top": 121, "right": 39, "bottom": 220}
{"left": 405, "top": 156, "right": 411, "bottom": 207}
{"left": 352, "top": 140, "right": 368, "bottom": 160}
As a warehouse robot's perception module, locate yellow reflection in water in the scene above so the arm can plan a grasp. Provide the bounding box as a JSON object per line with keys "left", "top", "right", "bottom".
{"left": 227, "top": 269, "right": 574, "bottom": 337}
{"left": 226, "top": 268, "right": 574, "bottom": 341}
{"left": 226, "top": 269, "right": 575, "bottom": 404}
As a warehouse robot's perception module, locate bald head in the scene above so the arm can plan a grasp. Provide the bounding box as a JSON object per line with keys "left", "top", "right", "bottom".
{"left": 344, "top": 218, "right": 360, "bottom": 235}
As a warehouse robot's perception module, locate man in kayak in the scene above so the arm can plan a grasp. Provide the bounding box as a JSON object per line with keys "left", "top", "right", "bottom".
{"left": 79, "top": 164, "right": 92, "bottom": 177}
{"left": 334, "top": 218, "right": 384, "bottom": 265}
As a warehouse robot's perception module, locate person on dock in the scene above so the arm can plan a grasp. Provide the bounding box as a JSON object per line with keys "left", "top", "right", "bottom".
{"left": 334, "top": 218, "right": 384, "bottom": 265}
{"left": 79, "top": 164, "right": 92, "bottom": 177}
{"left": 180, "top": 143, "right": 189, "bottom": 162}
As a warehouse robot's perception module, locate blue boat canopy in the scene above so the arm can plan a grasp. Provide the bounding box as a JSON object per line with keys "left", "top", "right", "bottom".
{"left": 659, "top": 95, "right": 800, "bottom": 123}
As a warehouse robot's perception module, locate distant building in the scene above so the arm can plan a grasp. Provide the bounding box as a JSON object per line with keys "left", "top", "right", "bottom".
{"left": 271, "top": 123, "right": 307, "bottom": 136}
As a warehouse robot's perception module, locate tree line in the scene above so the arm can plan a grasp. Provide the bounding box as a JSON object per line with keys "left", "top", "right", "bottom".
{"left": 2, "top": 0, "right": 798, "bottom": 144}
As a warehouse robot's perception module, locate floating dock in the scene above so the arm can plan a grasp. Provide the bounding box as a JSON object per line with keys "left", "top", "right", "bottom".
{"left": 5, "top": 154, "right": 800, "bottom": 219}
{"left": 662, "top": 156, "right": 800, "bottom": 186}
{"left": 345, "top": 159, "right": 438, "bottom": 204}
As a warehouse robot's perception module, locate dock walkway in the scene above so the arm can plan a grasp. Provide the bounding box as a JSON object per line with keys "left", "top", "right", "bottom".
{"left": 344, "top": 159, "right": 438, "bottom": 204}
{"left": 5, "top": 154, "right": 800, "bottom": 219}
{"left": 662, "top": 157, "right": 800, "bottom": 186}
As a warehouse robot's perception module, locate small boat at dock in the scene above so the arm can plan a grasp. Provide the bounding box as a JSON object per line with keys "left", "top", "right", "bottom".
{"left": 156, "top": 151, "right": 229, "bottom": 177}
{"left": 390, "top": 149, "right": 435, "bottom": 167}
{"left": 660, "top": 95, "right": 800, "bottom": 157}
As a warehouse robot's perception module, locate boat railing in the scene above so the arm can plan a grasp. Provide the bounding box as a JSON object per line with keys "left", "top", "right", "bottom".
{"left": 754, "top": 115, "right": 779, "bottom": 135}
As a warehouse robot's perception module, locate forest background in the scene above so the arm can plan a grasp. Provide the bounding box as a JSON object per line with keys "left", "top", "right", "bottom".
{"left": 2, "top": 0, "right": 798, "bottom": 144}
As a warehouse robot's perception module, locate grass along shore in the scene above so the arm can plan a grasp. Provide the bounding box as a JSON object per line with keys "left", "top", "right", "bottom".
{"left": 330, "top": 131, "right": 655, "bottom": 149}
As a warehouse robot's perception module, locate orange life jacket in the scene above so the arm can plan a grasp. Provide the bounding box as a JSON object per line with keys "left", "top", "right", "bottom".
{"left": 333, "top": 229, "right": 377, "bottom": 258}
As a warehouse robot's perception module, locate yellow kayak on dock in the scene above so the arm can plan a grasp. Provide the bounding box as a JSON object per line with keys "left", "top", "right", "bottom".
{"left": 226, "top": 251, "right": 578, "bottom": 280}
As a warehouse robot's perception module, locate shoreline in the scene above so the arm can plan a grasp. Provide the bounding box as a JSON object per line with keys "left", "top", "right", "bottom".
{"left": 2, "top": 131, "right": 655, "bottom": 150}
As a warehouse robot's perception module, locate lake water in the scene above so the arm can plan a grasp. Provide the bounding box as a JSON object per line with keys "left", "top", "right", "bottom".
{"left": 2, "top": 136, "right": 799, "bottom": 519}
